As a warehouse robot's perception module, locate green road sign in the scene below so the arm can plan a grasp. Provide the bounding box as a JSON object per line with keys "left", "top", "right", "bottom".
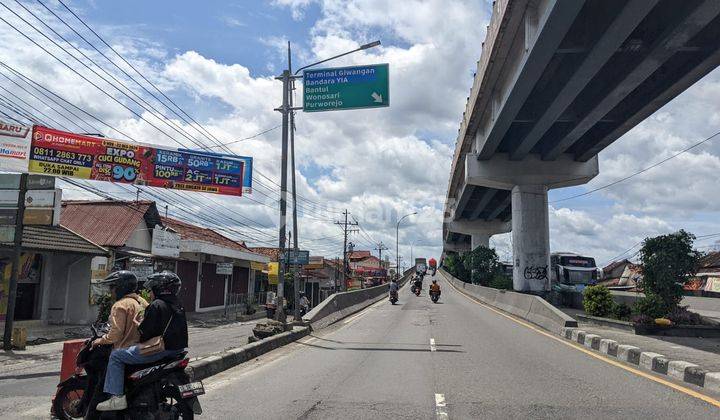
{"left": 303, "top": 63, "right": 389, "bottom": 112}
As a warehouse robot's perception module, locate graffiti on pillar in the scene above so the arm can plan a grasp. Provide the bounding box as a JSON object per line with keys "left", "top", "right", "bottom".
{"left": 523, "top": 265, "right": 548, "bottom": 281}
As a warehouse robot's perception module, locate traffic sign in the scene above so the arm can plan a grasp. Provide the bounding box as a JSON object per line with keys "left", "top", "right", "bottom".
{"left": 303, "top": 63, "right": 389, "bottom": 112}
{"left": 282, "top": 249, "right": 310, "bottom": 265}
{"left": 0, "top": 208, "right": 17, "bottom": 225}
{"left": 0, "top": 225, "right": 14, "bottom": 243}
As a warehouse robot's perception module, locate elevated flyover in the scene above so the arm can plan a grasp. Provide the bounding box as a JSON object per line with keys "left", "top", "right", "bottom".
{"left": 444, "top": 0, "right": 720, "bottom": 291}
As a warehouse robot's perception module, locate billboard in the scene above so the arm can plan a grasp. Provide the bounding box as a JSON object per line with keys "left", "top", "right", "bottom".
{"left": 0, "top": 120, "right": 32, "bottom": 173}
{"left": 29, "top": 126, "right": 245, "bottom": 196}
{"left": 179, "top": 149, "right": 252, "bottom": 193}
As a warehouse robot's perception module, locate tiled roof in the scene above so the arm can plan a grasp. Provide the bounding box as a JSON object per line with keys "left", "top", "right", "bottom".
{"left": 161, "top": 217, "right": 250, "bottom": 252}
{"left": 249, "top": 247, "right": 281, "bottom": 261}
{"left": 348, "top": 250, "right": 372, "bottom": 260}
{"left": 61, "top": 200, "right": 158, "bottom": 247}
{"left": 699, "top": 251, "right": 720, "bottom": 269}
{"left": 18, "top": 225, "right": 108, "bottom": 255}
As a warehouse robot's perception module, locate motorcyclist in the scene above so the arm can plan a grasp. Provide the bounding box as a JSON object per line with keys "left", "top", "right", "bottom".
{"left": 388, "top": 278, "right": 399, "bottom": 295}
{"left": 299, "top": 292, "right": 310, "bottom": 316}
{"left": 430, "top": 279, "right": 441, "bottom": 295}
{"left": 413, "top": 275, "right": 423, "bottom": 292}
{"left": 97, "top": 271, "right": 189, "bottom": 412}
{"left": 91, "top": 271, "right": 148, "bottom": 351}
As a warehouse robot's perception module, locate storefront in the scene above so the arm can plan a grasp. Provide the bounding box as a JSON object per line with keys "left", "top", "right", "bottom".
{"left": 0, "top": 225, "right": 108, "bottom": 325}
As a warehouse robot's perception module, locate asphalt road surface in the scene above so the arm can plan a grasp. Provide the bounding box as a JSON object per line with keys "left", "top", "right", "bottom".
{"left": 200, "top": 278, "right": 720, "bottom": 419}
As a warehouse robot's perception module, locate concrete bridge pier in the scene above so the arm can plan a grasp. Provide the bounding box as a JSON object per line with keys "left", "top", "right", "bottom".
{"left": 466, "top": 153, "right": 599, "bottom": 292}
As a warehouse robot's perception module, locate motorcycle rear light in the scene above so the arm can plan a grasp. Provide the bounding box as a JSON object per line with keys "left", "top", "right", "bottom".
{"left": 163, "top": 358, "right": 190, "bottom": 370}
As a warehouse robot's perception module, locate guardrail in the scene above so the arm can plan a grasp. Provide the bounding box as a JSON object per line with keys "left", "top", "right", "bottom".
{"left": 303, "top": 268, "right": 414, "bottom": 329}
{"left": 440, "top": 269, "right": 577, "bottom": 333}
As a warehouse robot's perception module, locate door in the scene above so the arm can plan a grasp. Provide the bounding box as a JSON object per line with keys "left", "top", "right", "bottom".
{"left": 200, "top": 263, "right": 225, "bottom": 308}
{"left": 177, "top": 260, "right": 198, "bottom": 312}
{"left": 14, "top": 283, "right": 36, "bottom": 320}
{"left": 231, "top": 266, "right": 249, "bottom": 294}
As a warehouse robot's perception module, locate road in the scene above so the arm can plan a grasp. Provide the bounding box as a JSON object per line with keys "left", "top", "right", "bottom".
{"left": 201, "top": 278, "right": 720, "bottom": 419}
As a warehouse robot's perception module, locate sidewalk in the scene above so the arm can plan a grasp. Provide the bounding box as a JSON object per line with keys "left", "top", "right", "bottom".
{"left": 0, "top": 313, "right": 272, "bottom": 378}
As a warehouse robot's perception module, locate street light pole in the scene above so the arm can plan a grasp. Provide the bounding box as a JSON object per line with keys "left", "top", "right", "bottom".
{"left": 275, "top": 40, "right": 381, "bottom": 322}
{"left": 395, "top": 212, "right": 416, "bottom": 279}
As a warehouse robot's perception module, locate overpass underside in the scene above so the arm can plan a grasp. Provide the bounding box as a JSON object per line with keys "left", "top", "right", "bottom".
{"left": 444, "top": 0, "right": 720, "bottom": 291}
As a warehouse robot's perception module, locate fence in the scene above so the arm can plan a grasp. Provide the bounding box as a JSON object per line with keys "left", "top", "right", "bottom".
{"left": 224, "top": 292, "right": 267, "bottom": 319}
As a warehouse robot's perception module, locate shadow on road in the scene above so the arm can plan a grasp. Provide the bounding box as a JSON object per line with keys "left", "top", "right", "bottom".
{"left": 308, "top": 335, "right": 462, "bottom": 347}
{"left": 298, "top": 341, "right": 464, "bottom": 353}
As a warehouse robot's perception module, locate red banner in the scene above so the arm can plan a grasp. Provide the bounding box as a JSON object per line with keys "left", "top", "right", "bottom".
{"left": 28, "top": 126, "right": 243, "bottom": 196}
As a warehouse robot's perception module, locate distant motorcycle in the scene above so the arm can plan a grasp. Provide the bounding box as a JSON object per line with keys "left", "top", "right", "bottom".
{"left": 430, "top": 290, "right": 440, "bottom": 303}
{"left": 414, "top": 287, "right": 421, "bottom": 297}
{"left": 389, "top": 290, "right": 398, "bottom": 305}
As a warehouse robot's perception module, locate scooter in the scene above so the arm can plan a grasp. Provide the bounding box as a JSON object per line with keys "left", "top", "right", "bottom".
{"left": 414, "top": 287, "right": 421, "bottom": 297}
{"left": 430, "top": 290, "right": 441, "bottom": 303}
{"left": 51, "top": 323, "right": 203, "bottom": 419}
{"left": 389, "top": 290, "right": 398, "bottom": 305}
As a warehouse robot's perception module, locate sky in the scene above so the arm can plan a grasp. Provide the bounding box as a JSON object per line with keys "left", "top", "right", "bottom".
{"left": 0, "top": 0, "right": 719, "bottom": 270}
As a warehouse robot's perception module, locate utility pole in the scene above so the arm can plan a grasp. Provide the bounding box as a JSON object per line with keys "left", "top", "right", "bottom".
{"left": 289, "top": 53, "right": 301, "bottom": 322}
{"left": 375, "top": 242, "right": 388, "bottom": 279}
{"left": 335, "top": 209, "right": 358, "bottom": 291}
{"left": 3, "top": 173, "right": 27, "bottom": 350}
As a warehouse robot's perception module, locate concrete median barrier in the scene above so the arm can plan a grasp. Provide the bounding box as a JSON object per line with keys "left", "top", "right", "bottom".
{"left": 440, "top": 269, "right": 577, "bottom": 333}
{"left": 303, "top": 271, "right": 414, "bottom": 330}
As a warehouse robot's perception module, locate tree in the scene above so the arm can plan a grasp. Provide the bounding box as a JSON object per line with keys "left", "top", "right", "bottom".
{"left": 463, "top": 246, "right": 501, "bottom": 286}
{"left": 638, "top": 230, "right": 700, "bottom": 316}
{"left": 443, "top": 253, "right": 469, "bottom": 282}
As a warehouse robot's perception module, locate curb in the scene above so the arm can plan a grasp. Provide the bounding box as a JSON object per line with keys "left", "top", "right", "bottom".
{"left": 561, "top": 327, "right": 720, "bottom": 392}
{"left": 186, "top": 326, "right": 311, "bottom": 381}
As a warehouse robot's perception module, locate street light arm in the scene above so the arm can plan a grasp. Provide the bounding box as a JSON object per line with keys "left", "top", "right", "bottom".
{"left": 294, "top": 40, "right": 381, "bottom": 75}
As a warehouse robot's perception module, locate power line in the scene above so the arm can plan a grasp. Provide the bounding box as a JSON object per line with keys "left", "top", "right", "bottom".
{"left": 552, "top": 129, "right": 720, "bottom": 203}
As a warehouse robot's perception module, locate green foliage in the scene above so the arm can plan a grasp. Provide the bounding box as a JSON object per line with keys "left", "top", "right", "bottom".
{"left": 443, "top": 253, "right": 469, "bottom": 282}
{"left": 95, "top": 293, "right": 113, "bottom": 323}
{"left": 639, "top": 230, "right": 700, "bottom": 314}
{"left": 667, "top": 306, "right": 703, "bottom": 326}
{"left": 582, "top": 285, "right": 615, "bottom": 317}
{"left": 610, "top": 303, "right": 632, "bottom": 321}
{"left": 139, "top": 289, "right": 151, "bottom": 303}
{"left": 632, "top": 293, "right": 669, "bottom": 319}
{"left": 488, "top": 274, "right": 513, "bottom": 290}
{"left": 463, "top": 246, "right": 501, "bottom": 286}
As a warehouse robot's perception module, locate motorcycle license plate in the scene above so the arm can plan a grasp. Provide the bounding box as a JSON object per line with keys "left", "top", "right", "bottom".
{"left": 178, "top": 381, "right": 205, "bottom": 398}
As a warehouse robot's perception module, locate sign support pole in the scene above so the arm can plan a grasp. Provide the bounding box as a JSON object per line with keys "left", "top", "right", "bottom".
{"left": 3, "top": 173, "right": 27, "bottom": 350}
{"left": 273, "top": 45, "right": 291, "bottom": 325}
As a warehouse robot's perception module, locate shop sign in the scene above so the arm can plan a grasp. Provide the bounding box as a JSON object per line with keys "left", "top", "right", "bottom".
{"left": 30, "top": 126, "right": 246, "bottom": 196}
{"left": 0, "top": 120, "right": 32, "bottom": 173}
{"left": 151, "top": 226, "right": 181, "bottom": 258}
{"left": 24, "top": 189, "right": 58, "bottom": 207}
{"left": 216, "top": 262, "right": 233, "bottom": 275}
{"left": 250, "top": 261, "right": 267, "bottom": 271}
{"left": 0, "top": 174, "right": 21, "bottom": 190}
{"left": 23, "top": 208, "right": 53, "bottom": 225}
{"left": 0, "top": 208, "right": 17, "bottom": 225}
{"left": 0, "top": 190, "right": 19, "bottom": 207}
{"left": 0, "top": 225, "right": 14, "bottom": 243}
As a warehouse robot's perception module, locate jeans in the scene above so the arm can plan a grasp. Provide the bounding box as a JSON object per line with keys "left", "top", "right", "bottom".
{"left": 103, "top": 345, "right": 182, "bottom": 396}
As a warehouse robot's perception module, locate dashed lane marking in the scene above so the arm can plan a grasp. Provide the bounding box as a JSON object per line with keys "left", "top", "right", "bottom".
{"left": 435, "top": 393, "right": 448, "bottom": 419}
{"left": 430, "top": 338, "right": 437, "bottom": 352}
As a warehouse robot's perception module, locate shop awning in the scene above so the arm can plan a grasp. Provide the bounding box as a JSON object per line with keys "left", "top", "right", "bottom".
{"left": 9, "top": 225, "right": 109, "bottom": 255}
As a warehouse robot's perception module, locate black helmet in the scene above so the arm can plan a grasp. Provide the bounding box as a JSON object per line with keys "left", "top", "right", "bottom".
{"left": 145, "top": 271, "right": 182, "bottom": 296}
{"left": 99, "top": 270, "right": 138, "bottom": 298}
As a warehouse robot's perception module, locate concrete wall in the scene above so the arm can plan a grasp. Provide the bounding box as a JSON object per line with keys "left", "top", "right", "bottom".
{"left": 440, "top": 269, "right": 576, "bottom": 333}
{"left": 125, "top": 219, "right": 152, "bottom": 251}
{"left": 43, "top": 254, "right": 96, "bottom": 325}
{"left": 303, "top": 270, "right": 413, "bottom": 330}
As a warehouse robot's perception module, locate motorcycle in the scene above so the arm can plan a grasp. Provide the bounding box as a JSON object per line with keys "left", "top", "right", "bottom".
{"left": 430, "top": 290, "right": 441, "bottom": 303}
{"left": 51, "top": 323, "right": 203, "bottom": 419}
{"left": 414, "top": 287, "right": 421, "bottom": 297}
{"left": 389, "top": 290, "right": 398, "bottom": 305}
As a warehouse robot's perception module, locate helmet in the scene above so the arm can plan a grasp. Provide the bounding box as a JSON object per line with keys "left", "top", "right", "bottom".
{"left": 98, "top": 271, "right": 138, "bottom": 298}
{"left": 144, "top": 271, "right": 182, "bottom": 296}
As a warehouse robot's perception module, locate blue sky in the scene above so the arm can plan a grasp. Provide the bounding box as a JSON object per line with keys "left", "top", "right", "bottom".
{"left": 1, "top": 0, "right": 719, "bottom": 266}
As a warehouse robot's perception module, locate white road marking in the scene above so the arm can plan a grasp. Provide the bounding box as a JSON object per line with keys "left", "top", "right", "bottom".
{"left": 435, "top": 393, "right": 448, "bottom": 419}
{"left": 430, "top": 338, "right": 437, "bottom": 352}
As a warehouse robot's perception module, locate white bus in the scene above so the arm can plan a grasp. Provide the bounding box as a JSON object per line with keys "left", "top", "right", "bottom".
{"left": 550, "top": 252, "right": 601, "bottom": 288}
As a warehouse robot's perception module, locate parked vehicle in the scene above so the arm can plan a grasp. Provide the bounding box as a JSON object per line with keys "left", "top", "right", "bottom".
{"left": 414, "top": 287, "right": 421, "bottom": 297}
{"left": 415, "top": 258, "right": 427, "bottom": 275}
{"left": 51, "top": 323, "right": 203, "bottom": 419}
